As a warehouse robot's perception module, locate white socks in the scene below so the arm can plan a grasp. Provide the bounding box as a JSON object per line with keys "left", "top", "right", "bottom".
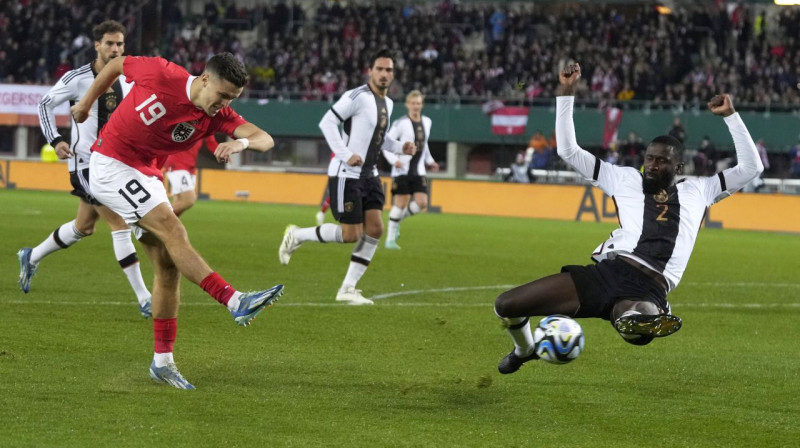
{"left": 111, "top": 229, "right": 152, "bottom": 305}
{"left": 31, "top": 220, "right": 85, "bottom": 264}
{"left": 153, "top": 352, "right": 174, "bottom": 368}
{"left": 502, "top": 316, "right": 535, "bottom": 357}
{"left": 402, "top": 201, "right": 422, "bottom": 219}
{"left": 342, "top": 234, "right": 379, "bottom": 289}
{"left": 295, "top": 224, "right": 343, "bottom": 243}
{"left": 387, "top": 206, "right": 403, "bottom": 241}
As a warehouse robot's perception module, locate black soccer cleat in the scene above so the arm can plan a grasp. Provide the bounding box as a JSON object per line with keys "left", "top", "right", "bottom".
{"left": 613, "top": 313, "right": 682, "bottom": 338}
{"left": 498, "top": 350, "right": 539, "bottom": 374}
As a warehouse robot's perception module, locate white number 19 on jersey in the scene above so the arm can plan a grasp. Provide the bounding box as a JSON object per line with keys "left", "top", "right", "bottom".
{"left": 135, "top": 93, "right": 166, "bottom": 126}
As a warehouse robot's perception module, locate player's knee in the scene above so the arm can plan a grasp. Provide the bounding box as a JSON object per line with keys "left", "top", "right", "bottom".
{"left": 341, "top": 227, "right": 361, "bottom": 243}
{"left": 494, "top": 292, "right": 514, "bottom": 318}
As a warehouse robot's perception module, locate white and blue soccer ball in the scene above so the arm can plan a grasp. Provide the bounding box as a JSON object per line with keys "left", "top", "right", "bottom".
{"left": 533, "top": 315, "right": 585, "bottom": 364}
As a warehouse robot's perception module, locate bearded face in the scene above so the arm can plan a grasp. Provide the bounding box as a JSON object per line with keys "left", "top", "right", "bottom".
{"left": 642, "top": 143, "right": 682, "bottom": 193}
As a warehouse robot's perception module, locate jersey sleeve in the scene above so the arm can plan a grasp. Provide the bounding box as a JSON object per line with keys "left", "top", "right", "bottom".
{"left": 423, "top": 117, "right": 435, "bottom": 165}
{"left": 122, "top": 56, "right": 169, "bottom": 87}
{"left": 213, "top": 107, "right": 248, "bottom": 136}
{"left": 697, "top": 113, "right": 764, "bottom": 205}
{"left": 329, "top": 93, "right": 357, "bottom": 122}
{"left": 555, "top": 96, "right": 625, "bottom": 196}
{"left": 39, "top": 72, "right": 79, "bottom": 146}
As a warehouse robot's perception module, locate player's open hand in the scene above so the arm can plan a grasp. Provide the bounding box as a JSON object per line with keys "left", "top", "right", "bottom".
{"left": 347, "top": 154, "right": 363, "bottom": 166}
{"left": 54, "top": 141, "right": 73, "bottom": 159}
{"left": 402, "top": 142, "right": 417, "bottom": 155}
{"left": 70, "top": 103, "right": 89, "bottom": 123}
{"left": 213, "top": 140, "right": 245, "bottom": 164}
{"left": 708, "top": 94, "right": 735, "bottom": 117}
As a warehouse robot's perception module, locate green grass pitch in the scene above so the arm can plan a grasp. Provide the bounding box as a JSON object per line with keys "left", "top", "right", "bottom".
{"left": 1, "top": 189, "right": 798, "bottom": 447}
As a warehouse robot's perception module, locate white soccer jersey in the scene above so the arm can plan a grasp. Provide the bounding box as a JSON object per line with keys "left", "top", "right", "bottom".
{"left": 383, "top": 114, "right": 435, "bottom": 177}
{"left": 319, "top": 84, "right": 405, "bottom": 178}
{"left": 556, "top": 96, "right": 763, "bottom": 291}
{"left": 38, "top": 62, "right": 132, "bottom": 171}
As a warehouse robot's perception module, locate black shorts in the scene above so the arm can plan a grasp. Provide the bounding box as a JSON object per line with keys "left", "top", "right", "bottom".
{"left": 391, "top": 175, "right": 428, "bottom": 195}
{"left": 69, "top": 168, "right": 100, "bottom": 205}
{"left": 328, "top": 176, "right": 385, "bottom": 224}
{"left": 561, "top": 257, "right": 670, "bottom": 321}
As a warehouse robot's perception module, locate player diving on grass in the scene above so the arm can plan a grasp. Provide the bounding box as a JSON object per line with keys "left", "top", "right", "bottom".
{"left": 71, "top": 52, "right": 284, "bottom": 390}
{"left": 494, "top": 62, "right": 763, "bottom": 374}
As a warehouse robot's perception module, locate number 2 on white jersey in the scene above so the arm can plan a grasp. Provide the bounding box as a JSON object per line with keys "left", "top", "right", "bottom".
{"left": 135, "top": 93, "right": 166, "bottom": 126}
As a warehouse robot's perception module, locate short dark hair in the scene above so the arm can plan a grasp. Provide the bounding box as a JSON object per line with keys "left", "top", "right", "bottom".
{"left": 649, "top": 135, "right": 684, "bottom": 160}
{"left": 92, "top": 20, "right": 126, "bottom": 42}
{"left": 205, "top": 52, "right": 249, "bottom": 88}
{"left": 370, "top": 49, "right": 394, "bottom": 68}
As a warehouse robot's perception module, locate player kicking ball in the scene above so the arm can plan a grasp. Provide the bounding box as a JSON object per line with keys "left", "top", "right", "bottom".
{"left": 71, "top": 52, "right": 283, "bottom": 390}
{"left": 494, "top": 62, "right": 763, "bottom": 374}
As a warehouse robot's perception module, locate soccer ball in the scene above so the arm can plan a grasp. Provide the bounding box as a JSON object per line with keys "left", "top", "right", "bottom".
{"left": 533, "top": 315, "right": 585, "bottom": 364}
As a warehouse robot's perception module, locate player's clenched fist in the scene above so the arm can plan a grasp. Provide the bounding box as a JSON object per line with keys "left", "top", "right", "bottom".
{"left": 70, "top": 103, "right": 90, "bottom": 123}
{"left": 708, "top": 94, "right": 735, "bottom": 117}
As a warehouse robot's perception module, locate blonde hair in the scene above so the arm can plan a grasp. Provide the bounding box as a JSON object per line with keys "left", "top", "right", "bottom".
{"left": 406, "top": 90, "right": 424, "bottom": 102}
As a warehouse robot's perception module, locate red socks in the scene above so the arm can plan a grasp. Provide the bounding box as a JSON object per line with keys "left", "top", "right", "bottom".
{"left": 153, "top": 318, "right": 176, "bottom": 354}
{"left": 200, "top": 272, "right": 236, "bottom": 305}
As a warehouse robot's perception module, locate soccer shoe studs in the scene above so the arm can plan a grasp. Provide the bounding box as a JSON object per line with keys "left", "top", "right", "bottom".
{"left": 613, "top": 313, "right": 682, "bottom": 338}
{"left": 231, "top": 284, "right": 284, "bottom": 326}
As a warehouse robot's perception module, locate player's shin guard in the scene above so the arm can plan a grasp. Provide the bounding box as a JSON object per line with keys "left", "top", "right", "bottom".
{"left": 497, "top": 311, "right": 536, "bottom": 357}
{"left": 294, "top": 224, "right": 343, "bottom": 243}
{"left": 30, "top": 220, "right": 86, "bottom": 264}
{"left": 111, "top": 229, "right": 152, "bottom": 305}
{"left": 342, "top": 234, "right": 379, "bottom": 288}
{"left": 200, "top": 272, "right": 238, "bottom": 306}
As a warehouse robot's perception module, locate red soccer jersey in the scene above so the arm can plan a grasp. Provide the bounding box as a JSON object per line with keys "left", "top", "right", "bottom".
{"left": 92, "top": 56, "right": 246, "bottom": 177}
{"left": 163, "top": 135, "right": 219, "bottom": 174}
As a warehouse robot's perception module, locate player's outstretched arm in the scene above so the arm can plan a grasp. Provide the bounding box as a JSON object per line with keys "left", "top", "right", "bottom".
{"left": 212, "top": 122, "right": 274, "bottom": 164}
{"left": 71, "top": 56, "right": 126, "bottom": 123}
{"left": 708, "top": 94, "right": 763, "bottom": 192}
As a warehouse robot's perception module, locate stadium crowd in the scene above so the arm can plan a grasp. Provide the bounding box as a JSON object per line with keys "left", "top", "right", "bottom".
{"left": 4, "top": 1, "right": 800, "bottom": 110}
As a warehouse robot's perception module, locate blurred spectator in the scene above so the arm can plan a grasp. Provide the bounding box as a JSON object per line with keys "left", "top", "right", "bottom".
{"left": 668, "top": 117, "right": 686, "bottom": 144}
{"left": 790, "top": 139, "right": 800, "bottom": 179}
{"left": 693, "top": 135, "right": 718, "bottom": 176}
{"left": 505, "top": 151, "right": 529, "bottom": 183}
{"left": 619, "top": 131, "right": 646, "bottom": 168}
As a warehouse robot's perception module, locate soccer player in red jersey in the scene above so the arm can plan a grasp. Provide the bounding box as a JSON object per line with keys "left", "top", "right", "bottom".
{"left": 71, "top": 52, "right": 283, "bottom": 390}
{"left": 163, "top": 135, "right": 218, "bottom": 216}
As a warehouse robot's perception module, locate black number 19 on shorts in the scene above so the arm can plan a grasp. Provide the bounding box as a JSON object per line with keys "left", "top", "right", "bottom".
{"left": 118, "top": 179, "right": 152, "bottom": 208}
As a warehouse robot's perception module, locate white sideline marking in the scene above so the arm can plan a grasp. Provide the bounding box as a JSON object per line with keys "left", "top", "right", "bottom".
{"left": 4, "top": 282, "right": 799, "bottom": 310}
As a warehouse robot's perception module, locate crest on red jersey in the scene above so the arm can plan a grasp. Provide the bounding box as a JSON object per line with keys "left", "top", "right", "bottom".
{"left": 172, "top": 122, "right": 196, "bottom": 142}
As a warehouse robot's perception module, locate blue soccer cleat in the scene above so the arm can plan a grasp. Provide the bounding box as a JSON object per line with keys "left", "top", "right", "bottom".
{"left": 384, "top": 239, "right": 401, "bottom": 250}
{"left": 231, "top": 284, "right": 284, "bottom": 326}
{"left": 17, "top": 247, "right": 38, "bottom": 293}
{"left": 149, "top": 361, "right": 195, "bottom": 390}
{"left": 139, "top": 296, "right": 152, "bottom": 319}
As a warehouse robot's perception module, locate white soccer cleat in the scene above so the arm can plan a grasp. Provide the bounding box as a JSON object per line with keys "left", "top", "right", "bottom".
{"left": 279, "top": 225, "right": 301, "bottom": 265}
{"left": 336, "top": 286, "right": 374, "bottom": 306}
{"left": 315, "top": 211, "right": 325, "bottom": 226}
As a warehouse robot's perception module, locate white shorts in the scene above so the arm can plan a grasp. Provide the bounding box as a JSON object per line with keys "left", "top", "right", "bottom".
{"left": 166, "top": 170, "right": 197, "bottom": 195}
{"left": 89, "top": 152, "right": 171, "bottom": 224}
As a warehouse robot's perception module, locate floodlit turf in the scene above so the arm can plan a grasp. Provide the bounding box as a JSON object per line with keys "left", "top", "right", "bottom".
{"left": 1, "top": 189, "right": 798, "bottom": 447}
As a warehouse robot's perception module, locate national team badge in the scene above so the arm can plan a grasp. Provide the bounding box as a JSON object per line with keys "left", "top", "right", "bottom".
{"left": 172, "top": 122, "right": 196, "bottom": 142}
{"left": 344, "top": 201, "right": 354, "bottom": 212}
{"left": 105, "top": 94, "right": 117, "bottom": 110}
{"left": 654, "top": 189, "right": 669, "bottom": 203}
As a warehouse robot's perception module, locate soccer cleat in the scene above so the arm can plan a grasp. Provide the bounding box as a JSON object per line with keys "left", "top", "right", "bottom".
{"left": 315, "top": 211, "right": 325, "bottom": 226}
{"left": 335, "top": 286, "right": 374, "bottom": 305}
{"left": 384, "top": 239, "right": 401, "bottom": 250}
{"left": 497, "top": 349, "right": 539, "bottom": 374}
{"left": 149, "top": 361, "right": 195, "bottom": 390}
{"left": 139, "top": 296, "right": 152, "bottom": 319}
{"left": 231, "top": 284, "right": 284, "bottom": 326}
{"left": 614, "top": 313, "right": 682, "bottom": 338}
{"left": 17, "top": 247, "right": 38, "bottom": 293}
{"left": 279, "top": 225, "right": 301, "bottom": 265}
